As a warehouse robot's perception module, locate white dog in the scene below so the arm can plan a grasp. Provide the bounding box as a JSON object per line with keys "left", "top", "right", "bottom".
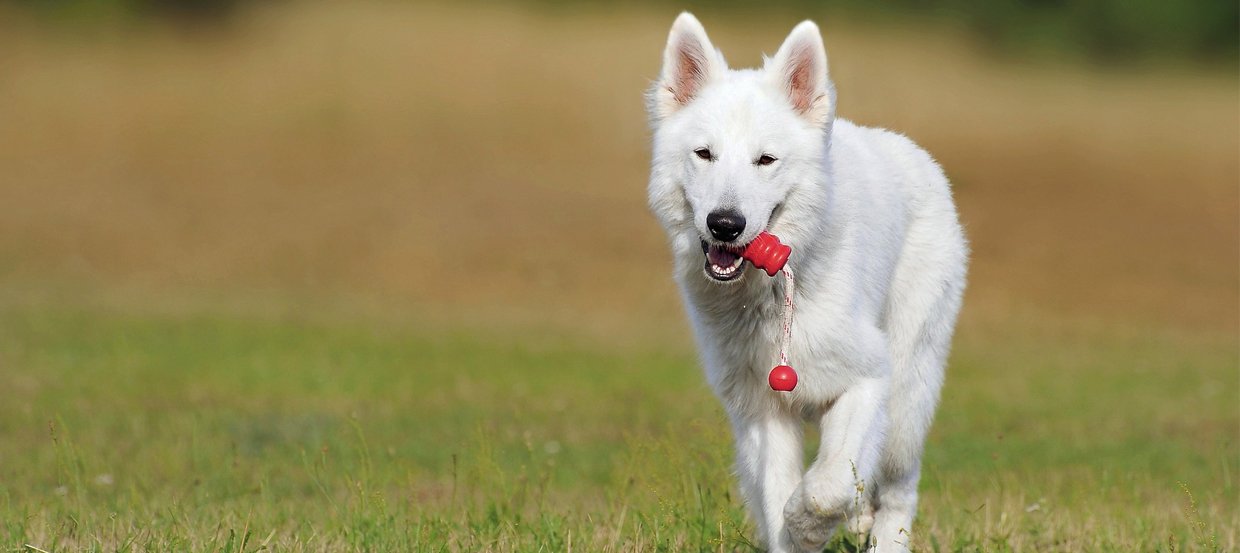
{"left": 646, "top": 13, "right": 968, "bottom": 552}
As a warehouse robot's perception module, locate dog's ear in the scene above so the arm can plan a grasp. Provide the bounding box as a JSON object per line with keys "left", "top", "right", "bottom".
{"left": 649, "top": 12, "right": 725, "bottom": 122}
{"left": 767, "top": 21, "right": 833, "bottom": 127}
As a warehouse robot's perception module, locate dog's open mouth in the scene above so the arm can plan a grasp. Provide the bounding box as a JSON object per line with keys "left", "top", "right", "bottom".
{"left": 701, "top": 240, "right": 746, "bottom": 281}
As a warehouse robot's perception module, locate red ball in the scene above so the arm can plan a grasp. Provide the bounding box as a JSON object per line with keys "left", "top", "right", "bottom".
{"left": 768, "top": 365, "right": 797, "bottom": 392}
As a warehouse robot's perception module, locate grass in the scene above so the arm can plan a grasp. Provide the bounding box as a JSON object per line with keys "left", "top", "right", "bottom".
{"left": 1, "top": 299, "right": 1234, "bottom": 551}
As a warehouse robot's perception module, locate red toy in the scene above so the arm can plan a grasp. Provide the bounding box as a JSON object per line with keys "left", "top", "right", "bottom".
{"left": 743, "top": 231, "right": 798, "bottom": 392}
{"left": 742, "top": 232, "right": 792, "bottom": 277}
{"left": 768, "top": 365, "right": 798, "bottom": 392}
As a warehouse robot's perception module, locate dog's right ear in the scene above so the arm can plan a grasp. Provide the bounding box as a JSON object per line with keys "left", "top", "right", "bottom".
{"left": 649, "top": 13, "right": 725, "bottom": 122}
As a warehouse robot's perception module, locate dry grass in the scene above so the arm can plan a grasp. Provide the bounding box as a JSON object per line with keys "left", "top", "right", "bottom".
{"left": 0, "top": 1, "right": 1235, "bottom": 336}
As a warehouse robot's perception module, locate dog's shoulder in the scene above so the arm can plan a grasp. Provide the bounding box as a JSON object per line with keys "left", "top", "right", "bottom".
{"left": 834, "top": 120, "right": 928, "bottom": 164}
{"left": 837, "top": 120, "right": 949, "bottom": 192}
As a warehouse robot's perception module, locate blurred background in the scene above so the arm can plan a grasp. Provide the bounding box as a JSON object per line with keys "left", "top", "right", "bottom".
{"left": 0, "top": 0, "right": 1235, "bottom": 333}
{"left": 0, "top": 0, "right": 1235, "bottom": 550}
{"left": 1, "top": 0, "right": 1236, "bottom": 335}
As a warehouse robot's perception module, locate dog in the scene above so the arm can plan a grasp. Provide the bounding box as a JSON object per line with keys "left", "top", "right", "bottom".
{"left": 646, "top": 13, "right": 968, "bottom": 552}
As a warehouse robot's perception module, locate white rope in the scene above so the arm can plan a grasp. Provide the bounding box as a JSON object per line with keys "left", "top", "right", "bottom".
{"left": 778, "top": 266, "right": 795, "bottom": 366}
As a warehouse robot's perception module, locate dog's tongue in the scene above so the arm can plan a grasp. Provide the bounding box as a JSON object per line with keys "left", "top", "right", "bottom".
{"left": 707, "top": 246, "right": 739, "bottom": 267}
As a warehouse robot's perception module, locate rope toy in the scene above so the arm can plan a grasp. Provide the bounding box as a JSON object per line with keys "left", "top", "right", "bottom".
{"left": 741, "top": 232, "right": 797, "bottom": 392}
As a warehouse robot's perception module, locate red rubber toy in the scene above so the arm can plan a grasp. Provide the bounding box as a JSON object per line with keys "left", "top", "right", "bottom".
{"left": 768, "top": 365, "right": 797, "bottom": 392}
{"left": 743, "top": 232, "right": 792, "bottom": 277}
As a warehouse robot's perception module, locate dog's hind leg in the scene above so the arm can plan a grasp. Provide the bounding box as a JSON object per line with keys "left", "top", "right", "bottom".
{"left": 871, "top": 333, "right": 947, "bottom": 553}
{"left": 872, "top": 226, "right": 967, "bottom": 552}
{"left": 731, "top": 409, "right": 804, "bottom": 553}
{"left": 869, "top": 347, "right": 941, "bottom": 552}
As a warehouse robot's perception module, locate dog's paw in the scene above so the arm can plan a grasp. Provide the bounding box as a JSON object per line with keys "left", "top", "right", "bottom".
{"left": 847, "top": 499, "right": 875, "bottom": 536}
{"left": 782, "top": 486, "right": 847, "bottom": 551}
{"left": 782, "top": 467, "right": 865, "bottom": 551}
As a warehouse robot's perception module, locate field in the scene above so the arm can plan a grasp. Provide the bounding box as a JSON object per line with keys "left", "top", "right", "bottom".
{"left": 1, "top": 2, "right": 1236, "bottom": 551}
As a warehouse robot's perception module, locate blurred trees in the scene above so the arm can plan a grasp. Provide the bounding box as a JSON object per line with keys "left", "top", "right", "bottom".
{"left": 672, "top": 0, "right": 1239, "bottom": 63}
{"left": 4, "top": 0, "right": 1236, "bottom": 63}
{"left": 4, "top": 0, "right": 243, "bottom": 24}
{"left": 953, "top": 0, "right": 1238, "bottom": 62}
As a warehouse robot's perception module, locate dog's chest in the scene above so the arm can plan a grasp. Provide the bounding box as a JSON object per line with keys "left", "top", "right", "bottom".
{"left": 690, "top": 282, "right": 785, "bottom": 378}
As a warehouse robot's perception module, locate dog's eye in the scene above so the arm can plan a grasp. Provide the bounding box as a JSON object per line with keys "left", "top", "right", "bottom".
{"left": 756, "top": 154, "right": 778, "bottom": 166}
{"left": 694, "top": 148, "right": 713, "bottom": 161}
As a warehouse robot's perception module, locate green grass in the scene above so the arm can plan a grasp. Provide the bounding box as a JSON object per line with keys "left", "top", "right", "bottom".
{"left": 1, "top": 303, "right": 1235, "bottom": 551}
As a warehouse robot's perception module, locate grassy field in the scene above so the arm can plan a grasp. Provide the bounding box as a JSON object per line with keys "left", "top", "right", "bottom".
{"left": 1, "top": 298, "right": 1234, "bottom": 551}
{"left": 0, "top": 1, "right": 1236, "bottom": 551}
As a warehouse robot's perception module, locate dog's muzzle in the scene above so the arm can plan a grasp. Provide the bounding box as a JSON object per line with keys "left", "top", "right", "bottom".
{"left": 701, "top": 240, "right": 746, "bottom": 281}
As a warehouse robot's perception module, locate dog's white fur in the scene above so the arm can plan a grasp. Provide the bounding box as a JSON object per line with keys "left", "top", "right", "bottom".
{"left": 647, "top": 14, "right": 967, "bottom": 552}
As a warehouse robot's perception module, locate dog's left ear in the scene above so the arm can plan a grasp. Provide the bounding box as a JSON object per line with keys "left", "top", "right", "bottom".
{"left": 767, "top": 21, "right": 833, "bottom": 128}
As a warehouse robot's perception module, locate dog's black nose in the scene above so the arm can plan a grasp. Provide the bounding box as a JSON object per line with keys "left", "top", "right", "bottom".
{"left": 707, "top": 210, "right": 746, "bottom": 242}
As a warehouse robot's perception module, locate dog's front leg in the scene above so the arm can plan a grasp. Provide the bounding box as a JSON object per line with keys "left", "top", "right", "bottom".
{"left": 731, "top": 409, "right": 804, "bottom": 553}
{"left": 784, "top": 377, "right": 888, "bottom": 551}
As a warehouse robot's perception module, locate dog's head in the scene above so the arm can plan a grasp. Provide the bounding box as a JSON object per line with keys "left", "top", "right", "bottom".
{"left": 647, "top": 13, "right": 834, "bottom": 283}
